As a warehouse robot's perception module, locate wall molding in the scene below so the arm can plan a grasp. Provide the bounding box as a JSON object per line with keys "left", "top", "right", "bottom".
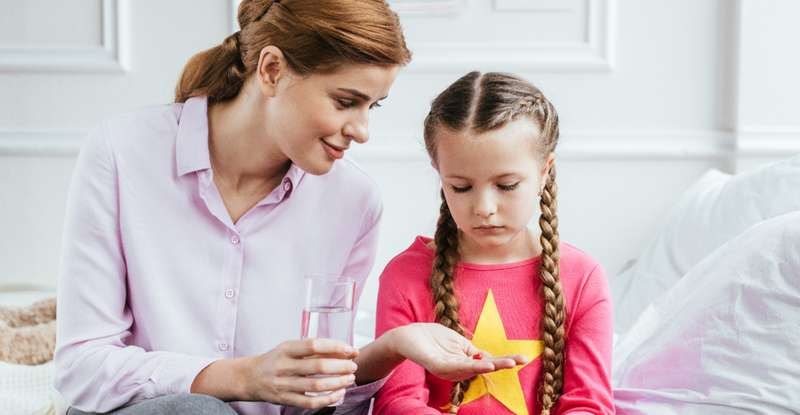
{"left": 405, "top": 0, "right": 615, "bottom": 72}
{"left": 390, "top": 0, "right": 465, "bottom": 16}
{"left": 351, "top": 130, "right": 735, "bottom": 161}
{"left": 0, "top": 0, "right": 124, "bottom": 72}
{"left": 4, "top": 128, "right": 796, "bottom": 162}
{"left": 493, "top": 0, "right": 577, "bottom": 12}
{"left": 0, "top": 130, "right": 84, "bottom": 156}
{"left": 736, "top": 127, "right": 800, "bottom": 157}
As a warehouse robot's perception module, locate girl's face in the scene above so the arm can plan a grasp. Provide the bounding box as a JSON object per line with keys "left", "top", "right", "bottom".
{"left": 267, "top": 63, "right": 400, "bottom": 175}
{"left": 435, "top": 117, "right": 553, "bottom": 256}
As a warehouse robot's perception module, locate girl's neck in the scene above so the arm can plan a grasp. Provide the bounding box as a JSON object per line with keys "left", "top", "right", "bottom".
{"left": 458, "top": 228, "right": 542, "bottom": 265}
{"left": 207, "top": 82, "right": 291, "bottom": 192}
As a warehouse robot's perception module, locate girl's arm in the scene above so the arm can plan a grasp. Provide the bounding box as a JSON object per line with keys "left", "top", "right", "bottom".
{"left": 371, "top": 272, "right": 441, "bottom": 415}
{"left": 555, "top": 264, "right": 615, "bottom": 415}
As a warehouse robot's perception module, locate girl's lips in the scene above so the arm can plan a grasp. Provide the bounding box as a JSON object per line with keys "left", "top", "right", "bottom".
{"left": 322, "top": 140, "right": 345, "bottom": 160}
{"left": 473, "top": 226, "right": 505, "bottom": 234}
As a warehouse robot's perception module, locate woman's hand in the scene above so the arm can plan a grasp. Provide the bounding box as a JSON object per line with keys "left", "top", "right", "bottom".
{"left": 390, "top": 323, "right": 527, "bottom": 382}
{"left": 242, "top": 338, "right": 359, "bottom": 408}
{"left": 192, "top": 338, "right": 358, "bottom": 409}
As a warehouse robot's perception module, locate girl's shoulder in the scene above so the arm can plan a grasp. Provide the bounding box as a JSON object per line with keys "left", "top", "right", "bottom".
{"left": 559, "top": 242, "right": 603, "bottom": 276}
{"left": 378, "top": 236, "right": 435, "bottom": 290}
{"left": 557, "top": 242, "right": 610, "bottom": 312}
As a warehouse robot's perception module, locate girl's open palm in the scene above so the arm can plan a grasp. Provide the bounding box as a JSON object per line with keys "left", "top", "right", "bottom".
{"left": 393, "top": 322, "right": 527, "bottom": 382}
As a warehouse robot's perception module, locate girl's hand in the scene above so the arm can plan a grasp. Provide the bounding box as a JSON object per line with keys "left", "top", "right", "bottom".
{"left": 238, "top": 338, "right": 359, "bottom": 408}
{"left": 390, "top": 323, "right": 527, "bottom": 381}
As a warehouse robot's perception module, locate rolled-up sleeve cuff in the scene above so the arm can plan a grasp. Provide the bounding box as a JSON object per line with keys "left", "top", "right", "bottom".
{"left": 333, "top": 375, "right": 390, "bottom": 415}
{"left": 149, "top": 353, "right": 219, "bottom": 396}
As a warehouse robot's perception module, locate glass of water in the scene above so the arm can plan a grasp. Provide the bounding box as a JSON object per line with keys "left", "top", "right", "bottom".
{"left": 301, "top": 274, "right": 356, "bottom": 402}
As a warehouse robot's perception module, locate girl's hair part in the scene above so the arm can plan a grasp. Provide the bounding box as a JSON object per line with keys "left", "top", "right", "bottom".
{"left": 175, "top": 0, "right": 411, "bottom": 103}
{"left": 424, "top": 71, "right": 564, "bottom": 415}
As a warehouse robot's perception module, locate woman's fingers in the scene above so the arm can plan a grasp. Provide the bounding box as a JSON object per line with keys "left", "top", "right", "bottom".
{"left": 293, "top": 357, "right": 358, "bottom": 376}
{"left": 282, "top": 374, "right": 356, "bottom": 393}
{"left": 284, "top": 338, "right": 357, "bottom": 359}
{"left": 279, "top": 388, "right": 347, "bottom": 409}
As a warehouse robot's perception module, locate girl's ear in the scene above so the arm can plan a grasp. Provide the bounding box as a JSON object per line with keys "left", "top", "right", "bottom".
{"left": 539, "top": 153, "right": 555, "bottom": 194}
{"left": 256, "top": 45, "right": 290, "bottom": 97}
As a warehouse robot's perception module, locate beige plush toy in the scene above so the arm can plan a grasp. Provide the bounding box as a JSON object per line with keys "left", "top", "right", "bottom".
{"left": 0, "top": 297, "right": 57, "bottom": 365}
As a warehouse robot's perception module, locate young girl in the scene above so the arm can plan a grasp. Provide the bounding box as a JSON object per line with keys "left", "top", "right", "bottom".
{"left": 374, "top": 72, "right": 614, "bottom": 415}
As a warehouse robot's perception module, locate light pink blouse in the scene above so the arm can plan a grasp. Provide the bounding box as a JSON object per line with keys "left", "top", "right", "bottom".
{"left": 55, "top": 97, "right": 384, "bottom": 414}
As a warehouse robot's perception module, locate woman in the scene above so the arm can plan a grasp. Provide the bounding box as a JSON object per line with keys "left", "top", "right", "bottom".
{"left": 54, "top": 0, "right": 523, "bottom": 414}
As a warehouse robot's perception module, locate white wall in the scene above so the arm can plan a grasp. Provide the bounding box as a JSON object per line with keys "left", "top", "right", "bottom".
{"left": 1, "top": 0, "right": 799, "bottom": 336}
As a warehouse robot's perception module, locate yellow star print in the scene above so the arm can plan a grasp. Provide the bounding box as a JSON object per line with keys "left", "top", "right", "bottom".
{"left": 460, "top": 290, "right": 543, "bottom": 415}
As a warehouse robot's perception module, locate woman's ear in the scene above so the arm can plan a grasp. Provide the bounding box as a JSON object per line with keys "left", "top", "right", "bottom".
{"left": 256, "top": 45, "right": 289, "bottom": 97}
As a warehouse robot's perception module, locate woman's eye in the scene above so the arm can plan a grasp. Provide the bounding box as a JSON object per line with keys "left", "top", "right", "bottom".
{"left": 336, "top": 98, "right": 355, "bottom": 108}
{"left": 451, "top": 185, "right": 471, "bottom": 193}
{"left": 498, "top": 182, "right": 519, "bottom": 191}
{"left": 369, "top": 102, "right": 383, "bottom": 110}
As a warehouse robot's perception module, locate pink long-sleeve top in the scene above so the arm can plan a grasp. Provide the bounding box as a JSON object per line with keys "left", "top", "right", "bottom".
{"left": 54, "top": 96, "right": 384, "bottom": 414}
{"left": 374, "top": 236, "right": 614, "bottom": 415}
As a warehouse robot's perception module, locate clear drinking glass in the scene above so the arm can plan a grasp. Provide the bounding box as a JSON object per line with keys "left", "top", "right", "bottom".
{"left": 301, "top": 274, "right": 356, "bottom": 402}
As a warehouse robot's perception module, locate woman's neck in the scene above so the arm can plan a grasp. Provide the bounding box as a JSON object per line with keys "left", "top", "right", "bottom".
{"left": 207, "top": 84, "right": 290, "bottom": 192}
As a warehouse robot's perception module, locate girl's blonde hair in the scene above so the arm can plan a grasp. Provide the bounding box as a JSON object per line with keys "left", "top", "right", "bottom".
{"left": 175, "top": 0, "right": 411, "bottom": 103}
{"left": 423, "top": 71, "right": 563, "bottom": 415}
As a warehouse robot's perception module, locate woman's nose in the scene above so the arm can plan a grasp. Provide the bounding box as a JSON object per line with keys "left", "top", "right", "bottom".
{"left": 343, "top": 112, "right": 369, "bottom": 144}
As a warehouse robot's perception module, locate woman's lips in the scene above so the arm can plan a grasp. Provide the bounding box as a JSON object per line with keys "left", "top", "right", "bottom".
{"left": 322, "top": 140, "right": 345, "bottom": 160}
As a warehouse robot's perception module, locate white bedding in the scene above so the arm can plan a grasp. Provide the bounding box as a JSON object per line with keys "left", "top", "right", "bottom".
{"left": 612, "top": 155, "right": 800, "bottom": 336}
{"left": 612, "top": 211, "right": 800, "bottom": 414}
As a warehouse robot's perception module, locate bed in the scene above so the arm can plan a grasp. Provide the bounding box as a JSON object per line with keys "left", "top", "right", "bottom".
{"left": 611, "top": 155, "right": 800, "bottom": 414}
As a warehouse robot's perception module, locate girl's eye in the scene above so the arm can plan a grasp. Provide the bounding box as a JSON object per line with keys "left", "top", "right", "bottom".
{"left": 451, "top": 185, "right": 471, "bottom": 193}
{"left": 369, "top": 102, "right": 383, "bottom": 110}
{"left": 498, "top": 182, "right": 520, "bottom": 191}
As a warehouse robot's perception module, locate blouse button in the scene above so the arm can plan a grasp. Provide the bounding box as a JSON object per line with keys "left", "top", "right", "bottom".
{"left": 283, "top": 179, "right": 292, "bottom": 192}
{"left": 224, "top": 289, "right": 235, "bottom": 299}
{"left": 218, "top": 342, "right": 229, "bottom": 351}
{"left": 230, "top": 235, "right": 240, "bottom": 245}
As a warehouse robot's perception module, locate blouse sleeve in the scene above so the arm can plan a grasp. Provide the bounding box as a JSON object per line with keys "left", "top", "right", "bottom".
{"left": 54, "top": 123, "right": 216, "bottom": 413}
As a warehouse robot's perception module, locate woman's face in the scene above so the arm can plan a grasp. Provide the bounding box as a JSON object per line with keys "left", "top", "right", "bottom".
{"left": 266, "top": 63, "right": 400, "bottom": 175}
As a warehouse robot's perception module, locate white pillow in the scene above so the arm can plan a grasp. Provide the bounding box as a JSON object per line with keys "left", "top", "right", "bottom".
{"left": 612, "top": 211, "right": 800, "bottom": 414}
{"left": 0, "top": 285, "right": 63, "bottom": 415}
{"left": 611, "top": 155, "right": 800, "bottom": 334}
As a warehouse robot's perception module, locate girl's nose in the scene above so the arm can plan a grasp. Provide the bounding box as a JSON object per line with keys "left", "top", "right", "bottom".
{"left": 474, "top": 193, "right": 497, "bottom": 218}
